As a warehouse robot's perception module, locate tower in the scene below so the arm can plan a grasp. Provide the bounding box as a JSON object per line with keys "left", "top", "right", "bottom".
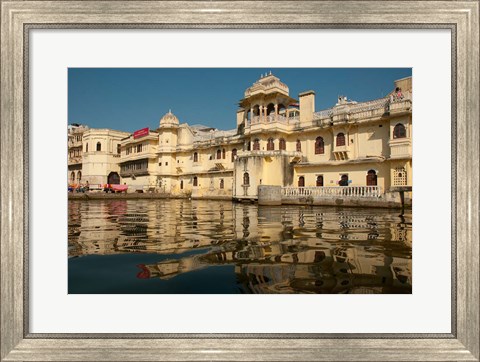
{"left": 157, "top": 110, "right": 179, "bottom": 192}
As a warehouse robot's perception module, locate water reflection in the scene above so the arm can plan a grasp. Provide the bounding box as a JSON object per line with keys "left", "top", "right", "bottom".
{"left": 68, "top": 199, "right": 412, "bottom": 294}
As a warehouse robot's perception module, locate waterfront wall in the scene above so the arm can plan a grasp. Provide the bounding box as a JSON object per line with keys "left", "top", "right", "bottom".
{"left": 69, "top": 185, "right": 411, "bottom": 208}
{"left": 257, "top": 185, "right": 282, "bottom": 206}
{"left": 257, "top": 185, "right": 409, "bottom": 208}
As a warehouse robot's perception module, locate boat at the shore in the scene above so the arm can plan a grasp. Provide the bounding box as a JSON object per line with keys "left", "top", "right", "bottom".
{"left": 103, "top": 184, "right": 129, "bottom": 193}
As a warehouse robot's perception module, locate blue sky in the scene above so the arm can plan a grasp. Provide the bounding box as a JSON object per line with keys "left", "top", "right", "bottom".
{"left": 68, "top": 68, "right": 412, "bottom": 132}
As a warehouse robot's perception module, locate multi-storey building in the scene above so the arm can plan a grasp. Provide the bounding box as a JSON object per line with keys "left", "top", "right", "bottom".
{"left": 69, "top": 73, "right": 412, "bottom": 202}
{"left": 82, "top": 128, "right": 130, "bottom": 185}
{"left": 68, "top": 127, "right": 129, "bottom": 187}
{"left": 67, "top": 123, "right": 89, "bottom": 184}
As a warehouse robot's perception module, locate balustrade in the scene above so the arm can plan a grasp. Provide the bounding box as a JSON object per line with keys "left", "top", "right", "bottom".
{"left": 282, "top": 186, "right": 381, "bottom": 198}
{"left": 248, "top": 114, "right": 289, "bottom": 125}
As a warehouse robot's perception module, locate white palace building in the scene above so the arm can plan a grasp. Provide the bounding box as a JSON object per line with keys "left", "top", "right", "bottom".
{"left": 68, "top": 73, "right": 412, "bottom": 207}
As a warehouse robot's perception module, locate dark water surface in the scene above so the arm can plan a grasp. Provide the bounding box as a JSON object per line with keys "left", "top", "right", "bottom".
{"left": 68, "top": 199, "right": 412, "bottom": 294}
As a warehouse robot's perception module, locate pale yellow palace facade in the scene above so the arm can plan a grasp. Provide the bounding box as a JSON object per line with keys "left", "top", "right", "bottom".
{"left": 68, "top": 74, "right": 412, "bottom": 202}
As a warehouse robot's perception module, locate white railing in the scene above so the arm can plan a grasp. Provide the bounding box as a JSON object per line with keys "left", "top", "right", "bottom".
{"left": 288, "top": 115, "right": 300, "bottom": 122}
{"left": 282, "top": 186, "right": 382, "bottom": 198}
{"left": 249, "top": 115, "right": 289, "bottom": 125}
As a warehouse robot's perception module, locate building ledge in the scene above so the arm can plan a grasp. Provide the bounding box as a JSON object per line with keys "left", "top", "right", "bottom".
{"left": 296, "top": 156, "right": 385, "bottom": 167}
{"left": 237, "top": 150, "right": 302, "bottom": 158}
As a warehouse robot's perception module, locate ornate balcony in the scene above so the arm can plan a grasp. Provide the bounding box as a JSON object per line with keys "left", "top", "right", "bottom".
{"left": 67, "top": 157, "right": 82, "bottom": 165}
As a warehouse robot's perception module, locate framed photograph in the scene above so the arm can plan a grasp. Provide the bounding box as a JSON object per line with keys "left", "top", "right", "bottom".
{"left": 1, "top": 1, "right": 478, "bottom": 361}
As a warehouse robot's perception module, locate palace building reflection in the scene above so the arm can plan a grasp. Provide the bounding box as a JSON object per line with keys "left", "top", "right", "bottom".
{"left": 68, "top": 199, "right": 412, "bottom": 294}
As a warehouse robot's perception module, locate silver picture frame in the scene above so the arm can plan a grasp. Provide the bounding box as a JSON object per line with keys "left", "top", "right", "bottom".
{"left": 1, "top": 1, "right": 479, "bottom": 360}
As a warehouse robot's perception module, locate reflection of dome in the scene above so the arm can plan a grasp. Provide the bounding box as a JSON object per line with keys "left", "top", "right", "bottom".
{"left": 159, "top": 110, "right": 179, "bottom": 127}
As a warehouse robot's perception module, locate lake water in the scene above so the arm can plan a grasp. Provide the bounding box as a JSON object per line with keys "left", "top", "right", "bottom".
{"left": 68, "top": 199, "right": 412, "bottom": 294}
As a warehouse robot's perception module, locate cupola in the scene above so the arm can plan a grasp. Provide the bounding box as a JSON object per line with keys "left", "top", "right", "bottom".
{"left": 159, "top": 110, "right": 179, "bottom": 128}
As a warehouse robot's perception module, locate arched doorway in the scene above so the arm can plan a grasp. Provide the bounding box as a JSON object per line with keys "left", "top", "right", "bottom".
{"left": 298, "top": 176, "right": 305, "bottom": 187}
{"left": 107, "top": 172, "right": 120, "bottom": 184}
{"left": 366, "top": 170, "right": 377, "bottom": 186}
{"left": 316, "top": 175, "right": 324, "bottom": 186}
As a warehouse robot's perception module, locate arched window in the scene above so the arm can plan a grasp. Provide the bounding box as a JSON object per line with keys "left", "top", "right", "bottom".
{"left": 267, "top": 138, "right": 275, "bottom": 151}
{"left": 279, "top": 138, "right": 286, "bottom": 151}
{"left": 180, "top": 180, "right": 184, "bottom": 189}
{"left": 366, "top": 170, "right": 377, "bottom": 186}
{"left": 193, "top": 176, "right": 198, "bottom": 187}
{"left": 243, "top": 172, "right": 250, "bottom": 186}
{"left": 193, "top": 152, "right": 198, "bottom": 162}
{"left": 231, "top": 149, "right": 237, "bottom": 162}
{"left": 216, "top": 149, "right": 222, "bottom": 160}
{"left": 298, "top": 176, "right": 305, "bottom": 187}
{"left": 70, "top": 172, "right": 75, "bottom": 182}
{"left": 316, "top": 175, "right": 324, "bottom": 187}
{"left": 96, "top": 142, "right": 101, "bottom": 151}
{"left": 393, "top": 123, "right": 407, "bottom": 139}
{"left": 220, "top": 179, "right": 224, "bottom": 189}
{"left": 222, "top": 148, "right": 226, "bottom": 159}
{"left": 85, "top": 143, "right": 88, "bottom": 153}
{"left": 296, "top": 140, "right": 301, "bottom": 152}
{"left": 77, "top": 171, "right": 82, "bottom": 182}
{"left": 336, "top": 133, "right": 346, "bottom": 147}
{"left": 253, "top": 139, "right": 260, "bottom": 151}
{"left": 315, "top": 137, "right": 324, "bottom": 154}
{"left": 117, "top": 144, "right": 121, "bottom": 154}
